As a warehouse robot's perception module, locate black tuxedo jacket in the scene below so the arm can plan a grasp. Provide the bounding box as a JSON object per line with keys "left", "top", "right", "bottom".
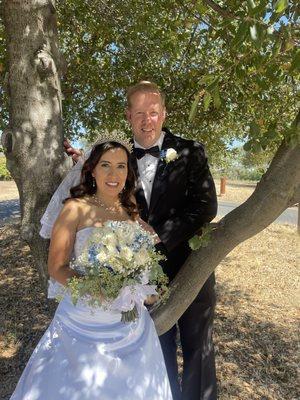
{"left": 131, "top": 128, "right": 217, "bottom": 280}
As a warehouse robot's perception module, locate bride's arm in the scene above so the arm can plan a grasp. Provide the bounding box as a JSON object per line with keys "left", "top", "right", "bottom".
{"left": 48, "top": 199, "right": 81, "bottom": 286}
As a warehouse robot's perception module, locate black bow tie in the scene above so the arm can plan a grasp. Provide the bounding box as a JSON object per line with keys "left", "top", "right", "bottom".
{"left": 133, "top": 146, "right": 160, "bottom": 160}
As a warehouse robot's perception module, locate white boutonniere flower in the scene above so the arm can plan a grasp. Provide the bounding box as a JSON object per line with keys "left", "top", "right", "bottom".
{"left": 162, "top": 148, "right": 178, "bottom": 163}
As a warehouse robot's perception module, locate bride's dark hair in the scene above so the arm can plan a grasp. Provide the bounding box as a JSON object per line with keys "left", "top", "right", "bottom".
{"left": 67, "top": 142, "right": 138, "bottom": 220}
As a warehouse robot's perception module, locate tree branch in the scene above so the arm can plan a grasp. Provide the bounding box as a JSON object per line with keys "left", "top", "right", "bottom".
{"left": 202, "top": 0, "right": 286, "bottom": 42}
{"left": 177, "top": 24, "right": 198, "bottom": 72}
{"left": 152, "top": 137, "right": 300, "bottom": 335}
{"left": 203, "top": 0, "right": 236, "bottom": 19}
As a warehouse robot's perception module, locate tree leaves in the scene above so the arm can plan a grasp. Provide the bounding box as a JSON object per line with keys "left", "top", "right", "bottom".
{"left": 248, "top": 0, "right": 268, "bottom": 17}
{"left": 212, "top": 85, "right": 221, "bottom": 109}
{"left": 250, "top": 25, "right": 258, "bottom": 41}
{"left": 232, "top": 22, "right": 250, "bottom": 48}
{"left": 189, "top": 225, "right": 213, "bottom": 250}
{"left": 203, "top": 91, "right": 212, "bottom": 112}
{"left": 274, "top": 0, "right": 288, "bottom": 14}
{"left": 188, "top": 75, "right": 222, "bottom": 120}
{"left": 290, "top": 49, "right": 300, "bottom": 73}
{"left": 189, "top": 91, "right": 203, "bottom": 122}
{"left": 250, "top": 121, "right": 261, "bottom": 136}
{"left": 196, "top": 0, "right": 208, "bottom": 15}
{"left": 0, "top": 0, "right": 294, "bottom": 165}
{"left": 243, "top": 139, "right": 262, "bottom": 153}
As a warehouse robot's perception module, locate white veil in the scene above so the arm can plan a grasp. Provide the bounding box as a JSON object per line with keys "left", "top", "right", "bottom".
{"left": 40, "top": 154, "right": 89, "bottom": 239}
{"left": 39, "top": 154, "right": 89, "bottom": 298}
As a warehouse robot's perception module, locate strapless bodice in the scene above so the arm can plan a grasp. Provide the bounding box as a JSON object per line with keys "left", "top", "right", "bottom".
{"left": 47, "top": 226, "right": 101, "bottom": 299}
{"left": 73, "top": 226, "right": 98, "bottom": 259}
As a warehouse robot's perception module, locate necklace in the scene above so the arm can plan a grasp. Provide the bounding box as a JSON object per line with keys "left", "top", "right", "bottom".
{"left": 90, "top": 194, "right": 121, "bottom": 214}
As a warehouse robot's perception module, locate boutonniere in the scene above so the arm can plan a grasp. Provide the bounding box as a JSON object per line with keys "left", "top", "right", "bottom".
{"left": 161, "top": 148, "right": 179, "bottom": 164}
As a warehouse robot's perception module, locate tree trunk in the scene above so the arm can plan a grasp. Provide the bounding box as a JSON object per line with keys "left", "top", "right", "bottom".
{"left": 152, "top": 138, "right": 300, "bottom": 335}
{"left": 2, "top": 0, "right": 70, "bottom": 288}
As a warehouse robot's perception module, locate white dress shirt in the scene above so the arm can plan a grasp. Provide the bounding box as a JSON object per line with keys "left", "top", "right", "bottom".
{"left": 134, "top": 132, "right": 165, "bottom": 207}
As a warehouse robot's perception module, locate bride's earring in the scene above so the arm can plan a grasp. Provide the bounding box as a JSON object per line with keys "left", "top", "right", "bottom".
{"left": 92, "top": 178, "right": 96, "bottom": 188}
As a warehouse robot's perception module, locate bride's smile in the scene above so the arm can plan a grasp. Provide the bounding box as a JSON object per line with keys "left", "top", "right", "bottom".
{"left": 92, "top": 147, "right": 128, "bottom": 202}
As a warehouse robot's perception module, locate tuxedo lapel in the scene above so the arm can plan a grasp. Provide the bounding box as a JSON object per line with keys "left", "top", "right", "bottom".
{"left": 148, "top": 130, "right": 176, "bottom": 216}
{"left": 148, "top": 158, "right": 166, "bottom": 216}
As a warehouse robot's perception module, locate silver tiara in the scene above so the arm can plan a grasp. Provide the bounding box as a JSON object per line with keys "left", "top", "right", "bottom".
{"left": 92, "top": 130, "right": 133, "bottom": 152}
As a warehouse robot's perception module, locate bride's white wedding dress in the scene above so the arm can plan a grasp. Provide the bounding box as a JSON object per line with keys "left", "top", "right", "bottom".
{"left": 10, "top": 226, "right": 173, "bottom": 400}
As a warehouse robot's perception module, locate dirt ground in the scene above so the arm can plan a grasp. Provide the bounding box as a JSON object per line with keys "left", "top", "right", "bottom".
{"left": 214, "top": 179, "right": 256, "bottom": 203}
{"left": 0, "top": 181, "right": 19, "bottom": 201}
{"left": 0, "top": 221, "right": 299, "bottom": 400}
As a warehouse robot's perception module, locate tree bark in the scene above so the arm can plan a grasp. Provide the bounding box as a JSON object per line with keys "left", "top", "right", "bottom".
{"left": 152, "top": 138, "right": 300, "bottom": 335}
{"left": 2, "top": 0, "right": 69, "bottom": 288}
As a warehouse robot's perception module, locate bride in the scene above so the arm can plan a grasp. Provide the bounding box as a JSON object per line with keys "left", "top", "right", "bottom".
{"left": 10, "top": 136, "right": 173, "bottom": 400}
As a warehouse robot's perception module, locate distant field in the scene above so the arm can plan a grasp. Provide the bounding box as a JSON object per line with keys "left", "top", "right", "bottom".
{"left": 1, "top": 179, "right": 257, "bottom": 203}
{"left": 214, "top": 179, "right": 256, "bottom": 203}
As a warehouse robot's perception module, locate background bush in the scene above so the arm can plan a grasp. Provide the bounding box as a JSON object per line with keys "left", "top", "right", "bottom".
{"left": 0, "top": 157, "right": 12, "bottom": 180}
{"left": 211, "top": 166, "right": 264, "bottom": 182}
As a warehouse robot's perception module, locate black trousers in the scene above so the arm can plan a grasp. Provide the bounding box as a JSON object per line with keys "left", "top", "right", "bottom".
{"left": 159, "top": 273, "right": 217, "bottom": 400}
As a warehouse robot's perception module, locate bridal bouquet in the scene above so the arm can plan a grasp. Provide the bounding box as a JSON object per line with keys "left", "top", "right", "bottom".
{"left": 67, "top": 220, "right": 169, "bottom": 322}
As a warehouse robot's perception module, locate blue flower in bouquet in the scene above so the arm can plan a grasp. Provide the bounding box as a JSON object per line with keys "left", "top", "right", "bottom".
{"left": 88, "top": 244, "right": 99, "bottom": 264}
{"left": 67, "top": 220, "right": 169, "bottom": 320}
{"left": 132, "top": 233, "right": 152, "bottom": 252}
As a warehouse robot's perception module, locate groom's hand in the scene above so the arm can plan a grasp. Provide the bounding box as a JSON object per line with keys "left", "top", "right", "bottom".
{"left": 63, "top": 138, "right": 83, "bottom": 163}
{"left": 144, "top": 295, "right": 159, "bottom": 305}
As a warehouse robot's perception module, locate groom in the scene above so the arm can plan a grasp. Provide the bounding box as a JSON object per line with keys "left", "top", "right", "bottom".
{"left": 66, "top": 81, "right": 218, "bottom": 400}
{"left": 125, "top": 81, "right": 217, "bottom": 400}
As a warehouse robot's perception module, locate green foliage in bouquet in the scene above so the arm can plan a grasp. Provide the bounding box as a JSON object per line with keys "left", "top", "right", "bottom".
{"left": 65, "top": 221, "right": 169, "bottom": 322}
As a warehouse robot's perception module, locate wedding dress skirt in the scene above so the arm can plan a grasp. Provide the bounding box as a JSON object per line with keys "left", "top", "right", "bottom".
{"left": 10, "top": 228, "right": 172, "bottom": 400}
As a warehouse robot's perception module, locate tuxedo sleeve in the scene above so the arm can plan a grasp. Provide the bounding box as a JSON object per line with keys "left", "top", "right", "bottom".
{"left": 155, "top": 143, "right": 217, "bottom": 252}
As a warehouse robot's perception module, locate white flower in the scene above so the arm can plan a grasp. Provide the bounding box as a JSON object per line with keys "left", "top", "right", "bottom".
{"left": 136, "top": 247, "right": 151, "bottom": 266}
{"left": 165, "top": 148, "right": 178, "bottom": 163}
{"left": 119, "top": 246, "right": 134, "bottom": 261}
{"left": 96, "top": 249, "right": 109, "bottom": 263}
{"left": 115, "top": 229, "right": 131, "bottom": 247}
{"left": 123, "top": 225, "right": 135, "bottom": 243}
{"left": 102, "top": 233, "right": 117, "bottom": 247}
{"left": 106, "top": 243, "right": 117, "bottom": 254}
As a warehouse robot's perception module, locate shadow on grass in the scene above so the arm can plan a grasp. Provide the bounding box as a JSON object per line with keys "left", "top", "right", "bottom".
{"left": 0, "top": 200, "right": 20, "bottom": 227}
{"left": 0, "top": 224, "right": 56, "bottom": 400}
{"left": 213, "top": 282, "right": 299, "bottom": 399}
